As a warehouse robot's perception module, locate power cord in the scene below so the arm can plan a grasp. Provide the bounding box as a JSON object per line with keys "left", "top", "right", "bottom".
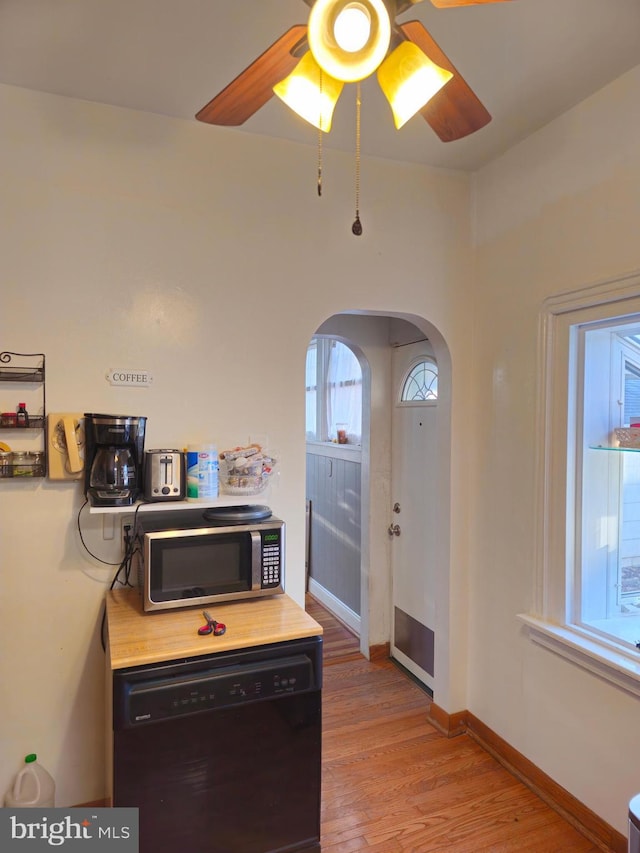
{"left": 76, "top": 498, "right": 122, "bottom": 566}
{"left": 75, "top": 499, "right": 148, "bottom": 651}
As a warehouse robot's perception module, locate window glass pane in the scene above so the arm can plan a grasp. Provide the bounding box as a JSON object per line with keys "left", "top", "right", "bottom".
{"left": 305, "top": 341, "right": 317, "bottom": 441}
{"left": 620, "top": 452, "right": 640, "bottom": 611}
{"left": 624, "top": 360, "right": 640, "bottom": 424}
{"left": 401, "top": 360, "right": 438, "bottom": 402}
{"left": 306, "top": 338, "right": 362, "bottom": 444}
{"left": 326, "top": 341, "right": 362, "bottom": 443}
{"left": 579, "top": 325, "right": 640, "bottom": 649}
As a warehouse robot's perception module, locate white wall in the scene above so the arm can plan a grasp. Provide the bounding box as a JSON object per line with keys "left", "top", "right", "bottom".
{"left": 0, "top": 83, "right": 473, "bottom": 806}
{"left": 471, "top": 65, "right": 640, "bottom": 834}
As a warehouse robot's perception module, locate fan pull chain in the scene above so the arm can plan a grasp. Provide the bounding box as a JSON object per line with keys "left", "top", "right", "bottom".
{"left": 317, "top": 126, "right": 323, "bottom": 197}
{"left": 317, "top": 69, "right": 324, "bottom": 197}
{"left": 352, "top": 82, "right": 362, "bottom": 236}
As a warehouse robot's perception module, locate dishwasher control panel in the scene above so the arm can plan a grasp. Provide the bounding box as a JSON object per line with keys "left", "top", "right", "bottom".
{"left": 115, "top": 653, "right": 316, "bottom": 727}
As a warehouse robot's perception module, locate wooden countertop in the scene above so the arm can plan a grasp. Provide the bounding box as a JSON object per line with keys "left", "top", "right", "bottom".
{"left": 106, "top": 588, "right": 323, "bottom": 670}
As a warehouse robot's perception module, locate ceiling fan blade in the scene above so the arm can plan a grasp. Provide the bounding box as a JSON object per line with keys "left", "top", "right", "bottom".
{"left": 429, "top": 0, "right": 512, "bottom": 7}
{"left": 398, "top": 20, "right": 491, "bottom": 141}
{"left": 397, "top": 1, "right": 512, "bottom": 16}
{"left": 196, "top": 25, "right": 308, "bottom": 126}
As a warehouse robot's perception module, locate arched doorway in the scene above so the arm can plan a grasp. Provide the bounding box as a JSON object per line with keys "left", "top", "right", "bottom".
{"left": 305, "top": 312, "right": 452, "bottom": 701}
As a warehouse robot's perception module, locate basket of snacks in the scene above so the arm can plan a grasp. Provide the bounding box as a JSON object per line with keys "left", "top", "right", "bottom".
{"left": 219, "top": 443, "right": 277, "bottom": 495}
{"left": 614, "top": 427, "right": 640, "bottom": 448}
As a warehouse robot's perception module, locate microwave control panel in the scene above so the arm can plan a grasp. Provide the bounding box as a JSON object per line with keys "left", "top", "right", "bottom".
{"left": 261, "top": 531, "right": 282, "bottom": 588}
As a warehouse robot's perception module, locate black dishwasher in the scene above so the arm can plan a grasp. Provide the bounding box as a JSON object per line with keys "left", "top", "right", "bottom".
{"left": 112, "top": 636, "right": 322, "bottom": 853}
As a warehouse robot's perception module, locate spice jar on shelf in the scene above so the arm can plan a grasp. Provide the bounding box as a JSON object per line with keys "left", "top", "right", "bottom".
{"left": 12, "top": 451, "right": 35, "bottom": 477}
{"left": 31, "top": 451, "right": 44, "bottom": 477}
{"left": 16, "top": 403, "right": 29, "bottom": 427}
{"left": 0, "top": 451, "right": 11, "bottom": 478}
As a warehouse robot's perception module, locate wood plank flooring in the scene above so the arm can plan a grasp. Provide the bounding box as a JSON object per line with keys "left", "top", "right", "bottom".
{"left": 306, "top": 594, "right": 362, "bottom": 665}
{"left": 308, "top": 595, "right": 607, "bottom": 852}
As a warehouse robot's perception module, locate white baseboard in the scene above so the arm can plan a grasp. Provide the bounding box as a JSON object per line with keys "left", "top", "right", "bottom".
{"left": 308, "top": 578, "right": 361, "bottom": 637}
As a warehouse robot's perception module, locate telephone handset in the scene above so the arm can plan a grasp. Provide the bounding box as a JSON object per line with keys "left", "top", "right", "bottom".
{"left": 47, "top": 413, "right": 85, "bottom": 480}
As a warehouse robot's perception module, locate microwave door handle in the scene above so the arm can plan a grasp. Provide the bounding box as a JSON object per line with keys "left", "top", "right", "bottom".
{"left": 251, "top": 531, "right": 262, "bottom": 589}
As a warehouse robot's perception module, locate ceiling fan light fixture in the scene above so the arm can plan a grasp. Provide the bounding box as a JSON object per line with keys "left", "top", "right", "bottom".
{"left": 273, "top": 51, "right": 344, "bottom": 132}
{"left": 308, "top": 0, "right": 391, "bottom": 82}
{"left": 377, "top": 41, "right": 453, "bottom": 129}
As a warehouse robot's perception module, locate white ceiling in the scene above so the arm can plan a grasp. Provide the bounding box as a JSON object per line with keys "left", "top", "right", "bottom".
{"left": 1, "top": 0, "right": 638, "bottom": 171}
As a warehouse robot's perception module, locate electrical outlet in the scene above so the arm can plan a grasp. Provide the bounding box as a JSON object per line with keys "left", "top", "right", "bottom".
{"left": 121, "top": 514, "right": 134, "bottom": 545}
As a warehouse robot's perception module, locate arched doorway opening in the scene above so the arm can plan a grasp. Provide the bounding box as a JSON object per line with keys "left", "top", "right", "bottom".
{"left": 304, "top": 311, "right": 452, "bottom": 701}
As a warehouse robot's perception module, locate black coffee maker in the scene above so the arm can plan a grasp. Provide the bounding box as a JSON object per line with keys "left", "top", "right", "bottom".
{"left": 84, "top": 413, "right": 147, "bottom": 507}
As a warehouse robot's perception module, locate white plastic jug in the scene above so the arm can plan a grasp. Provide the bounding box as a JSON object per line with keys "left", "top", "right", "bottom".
{"left": 4, "top": 754, "right": 55, "bottom": 807}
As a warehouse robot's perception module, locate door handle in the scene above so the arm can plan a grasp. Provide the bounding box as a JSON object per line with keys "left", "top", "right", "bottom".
{"left": 388, "top": 523, "right": 401, "bottom": 537}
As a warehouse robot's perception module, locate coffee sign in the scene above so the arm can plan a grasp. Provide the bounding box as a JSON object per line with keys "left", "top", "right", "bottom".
{"left": 106, "top": 368, "right": 153, "bottom": 388}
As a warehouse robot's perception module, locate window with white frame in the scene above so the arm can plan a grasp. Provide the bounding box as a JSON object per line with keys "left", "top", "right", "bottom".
{"left": 400, "top": 358, "right": 438, "bottom": 403}
{"left": 522, "top": 276, "right": 640, "bottom": 694}
{"left": 580, "top": 324, "right": 640, "bottom": 647}
{"left": 305, "top": 337, "right": 362, "bottom": 444}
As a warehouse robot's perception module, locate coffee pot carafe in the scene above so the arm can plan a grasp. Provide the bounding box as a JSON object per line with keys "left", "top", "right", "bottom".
{"left": 91, "top": 446, "right": 136, "bottom": 490}
{"left": 84, "top": 414, "right": 146, "bottom": 507}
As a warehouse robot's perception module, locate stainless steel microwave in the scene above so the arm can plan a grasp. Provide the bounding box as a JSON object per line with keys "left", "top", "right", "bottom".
{"left": 133, "top": 506, "right": 285, "bottom": 612}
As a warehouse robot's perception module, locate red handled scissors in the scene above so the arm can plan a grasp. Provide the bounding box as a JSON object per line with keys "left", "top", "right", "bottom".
{"left": 197, "top": 610, "right": 226, "bottom": 636}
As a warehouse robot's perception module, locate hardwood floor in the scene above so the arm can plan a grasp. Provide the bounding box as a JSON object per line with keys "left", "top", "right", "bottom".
{"left": 306, "top": 594, "right": 362, "bottom": 665}
{"left": 308, "top": 595, "right": 608, "bottom": 852}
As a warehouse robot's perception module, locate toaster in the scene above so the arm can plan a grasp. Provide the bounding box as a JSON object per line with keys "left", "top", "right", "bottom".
{"left": 143, "top": 449, "right": 186, "bottom": 502}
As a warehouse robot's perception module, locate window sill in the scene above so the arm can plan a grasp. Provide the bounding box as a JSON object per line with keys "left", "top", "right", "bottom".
{"left": 305, "top": 441, "right": 362, "bottom": 461}
{"left": 517, "top": 613, "right": 640, "bottom": 697}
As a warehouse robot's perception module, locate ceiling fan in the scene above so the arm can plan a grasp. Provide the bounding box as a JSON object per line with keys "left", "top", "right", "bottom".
{"left": 196, "top": 0, "right": 512, "bottom": 142}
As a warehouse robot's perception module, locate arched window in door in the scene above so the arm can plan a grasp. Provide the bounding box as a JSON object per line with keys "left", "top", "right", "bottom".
{"left": 400, "top": 358, "right": 438, "bottom": 403}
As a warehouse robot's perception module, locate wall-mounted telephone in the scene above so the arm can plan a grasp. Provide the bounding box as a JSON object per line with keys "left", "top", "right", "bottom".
{"left": 47, "top": 413, "right": 85, "bottom": 481}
